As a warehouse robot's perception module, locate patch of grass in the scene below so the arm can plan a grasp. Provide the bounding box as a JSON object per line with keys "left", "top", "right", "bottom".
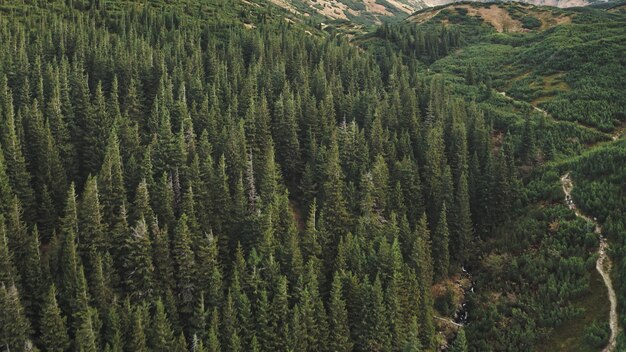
{"left": 536, "top": 269, "right": 610, "bottom": 352}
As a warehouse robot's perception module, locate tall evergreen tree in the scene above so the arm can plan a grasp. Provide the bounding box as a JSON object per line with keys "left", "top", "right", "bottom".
{"left": 40, "top": 285, "right": 70, "bottom": 352}
{"left": 0, "top": 283, "right": 32, "bottom": 352}
{"left": 450, "top": 328, "right": 468, "bottom": 352}
{"left": 328, "top": 272, "right": 352, "bottom": 352}
{"left": 120, "top": 217, "right": 155, "bottom": 302}
{"left": 321, "top": 136, "right": 350, "bottom": 238}
{"left": 433, "top": 203, "right": 450, "bottom": 280}
{"left": 173, "top": 214, "right": 198, "bottom": 329}
{"left": 150, "top": 299, "right": 175, "bottom": 352}
{"left": 0, "top": 216, "right": 17, "bottom": 287}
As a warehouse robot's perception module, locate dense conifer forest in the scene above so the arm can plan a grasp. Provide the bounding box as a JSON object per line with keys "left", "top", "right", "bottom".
{"left": 0, "top": 0, "right": 624, "bottom": 351}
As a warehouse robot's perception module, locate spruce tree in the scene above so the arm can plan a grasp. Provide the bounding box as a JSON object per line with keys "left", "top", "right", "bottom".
{"left": 1, "top": 95, "right": 36, "bottom": 222}
{"left": 21, "top": 225, "right": 44, "bottom": 322}
{"left": 328, "top": 272, "right": 352, "bottom": 352}
{"left": 451, "top": 171, "right": 472, "bottom": 265}
{"left": 450, "top": 328, "right": 468, "bottom": 352}
{"left": 433, "top": 203, "right": 450, "bottom": 280}
{"left": 207, "top": 308, "right": 221, "bottom": 352}
{"left": 321, "top": 136, "right": 350, "bottom": 238}
{"left": 78, "top": 175, "right": 104, "bottom": 259}
{"left": 271, "top": 276, "right": 290, "bottom": 351}
{"left": 150, "top": 299, "right": 175, "bottom": 352}
{"left": 173, "top": 214, "right": 197, "bottom": 328}
{"left": 75, "top": 311, "right": 98, "bottom": 352}
{"left": 121, "top": 217, "right": 155, "bottom": 302}
{"left": 98, "top": 131, "right": 126, "bottom": 230}
{"left": 364, "top": 276, "right": 391, "bottom": 351}
{"left": 0, "top": 283, "right": 32, "bottom": 352}
{"left": 412, "top": 214, "right": 435, "bottom": 349}
{"left": 0, "top": 216, "right": 17, "bottom": 287}
{"left": 39, "top": 285, "right": 70, "bottom": 352}
{"left": 129, "top": 307, "right": 149, "bottom": 352}
{"left": 0, "top": 145, "right": 13, "bottom": 216}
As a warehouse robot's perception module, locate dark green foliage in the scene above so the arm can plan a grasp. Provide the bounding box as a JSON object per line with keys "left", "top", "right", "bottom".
{"left": 40, "top": 285, "right": 70, "bottom": 352}
{"left": 583, "top": 321, "right": 610, "bottom": 348}
{"left": 450, "top": 328, "right": 468, "bottom": 352}
{"left": 0, "top": 1, "right": 622, "bottom": 352}
{"left": 520, "top": 16, "right": 542, "bottom": 30}
{"left": 0, "top": 283, "right": 32, "bottom": 352}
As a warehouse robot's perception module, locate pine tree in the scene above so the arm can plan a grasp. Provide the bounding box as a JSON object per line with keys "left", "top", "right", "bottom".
{"left": 291, "top": 304, "right": 308, "bottom": 352}
{"left": 364, "top": 276, "right": 391, "bottom": 351}
{"left": 150, "top": 299, "right": 175, "bottom": 352}
{"left": 0, "top": 216, "right": 17, "bottom": 287}
{"left": 207, "top": 308, "right": 221, "bottom": 352}
{"left": 449, "top": 328, "right": 468, "bottom": 352}
{"left": 222, "top": 291, "right": 240, "bottom": 352}
{"left": 153, "top": 172, "right": 176, "bottom": 232}
{"left": 151, "top": 222, "right": 175, "bottom": 298}
{"left": 433, "top": 203, "right": 450, "bottom": 280}
{"left": 173, "top": 214, "right": 198, "bottom": 328}
{"left": 371, "top": 154, "right": 390, "bottom": 216}
{"left": 132, "top": 179, "right": 155, "bottom": 227}
{"left": 271, "top": 276, "right": 290, "bottom": 351}
{"left": 75, "top": 311, "right": 98, "bottom": 352}
{"left": 189, "top": 293, "right": 208, "bottom": 343}
{"left": 78, "top": 175, "right": 105, "bottom": 258}
{"left": 57, "top": 185, "right": 79, "bottom": 318}
{"left": 451, "top": 171, "right": 472, "bottom": 265}
{"left": 103, "top": 303, "right": 123, "bottom": 352}
{"left": 0, "top": 283, "right": 32, "bottom": 352}
{"left": 121, "top": 217, "right": 155, "bottom": 302}
{"left": 39, "top": 285, "right": 70, "bottom": 352}
{"left": 21, "top": 225, "right": 44, "bottom": 321}
{"left": 0, "top": 145, "right": 13, "bottom": 216}
{"left": 321, "top": 136, "right": 350, "bottom": 238}
{"left": 195, "top": 231, "right": 223, "bottom": 310}
{"left": 98, "top": 130, "right": 126, "bottom": 230}
{"left": 46, "top": 68, "right": 77, "bottom": 182}
{"left": 1, "top": 93, "right": 36, "bottom": 222}
{"left": 73, "top": 265, "right": 93, "bottom": 333}
{"left": 89, "top": 252, "right": 111, "bottom": 318}
{"left": 328, "top": 272, "right": 352, "bottom": 352}
{"left": 129, "top": 306, "right": 149, "bottom": 352}
{"left": 255, "top": 290, "right": 272, "bottom": 352}
{"left": 411, "top": 215, "right": 435, "bottom": 349}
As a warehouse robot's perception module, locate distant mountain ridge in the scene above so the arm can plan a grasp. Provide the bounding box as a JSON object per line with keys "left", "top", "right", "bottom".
{"left": 271, "top": 0, "right": 607, "bottom": 24}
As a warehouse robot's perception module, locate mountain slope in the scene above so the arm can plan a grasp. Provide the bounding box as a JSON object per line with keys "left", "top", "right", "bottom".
{"left": 272, "top": 0, "right": 607, "bottom": 25}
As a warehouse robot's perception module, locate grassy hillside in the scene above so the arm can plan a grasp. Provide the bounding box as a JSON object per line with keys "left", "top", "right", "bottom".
{"left": 417, "top": 3, "right": 626, "bottom": 132}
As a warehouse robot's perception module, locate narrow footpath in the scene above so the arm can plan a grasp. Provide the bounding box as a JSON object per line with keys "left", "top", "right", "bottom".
{"left": 561, "top": 173, "right": 619, "bottom": 352}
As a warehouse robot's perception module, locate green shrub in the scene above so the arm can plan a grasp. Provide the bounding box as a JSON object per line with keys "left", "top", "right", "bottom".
{"left": 583, "top": 321, "right": 610, "bottom": 348}
{"left": 521, "top": 16, "right": 542, "bottom": 30}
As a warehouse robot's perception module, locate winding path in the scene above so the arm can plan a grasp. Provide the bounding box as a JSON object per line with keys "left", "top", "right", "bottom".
{"left": 561, "top": 173, "right": 618, "bottom": 352}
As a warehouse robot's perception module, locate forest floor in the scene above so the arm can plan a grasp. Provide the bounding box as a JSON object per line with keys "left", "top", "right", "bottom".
{"left": 561, "top": 173, "right": 618, "bottom": 352}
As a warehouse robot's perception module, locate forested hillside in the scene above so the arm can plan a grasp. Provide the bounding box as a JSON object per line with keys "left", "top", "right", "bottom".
{"left": 0, "top": 0, "right": 624, "bottom": 352}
